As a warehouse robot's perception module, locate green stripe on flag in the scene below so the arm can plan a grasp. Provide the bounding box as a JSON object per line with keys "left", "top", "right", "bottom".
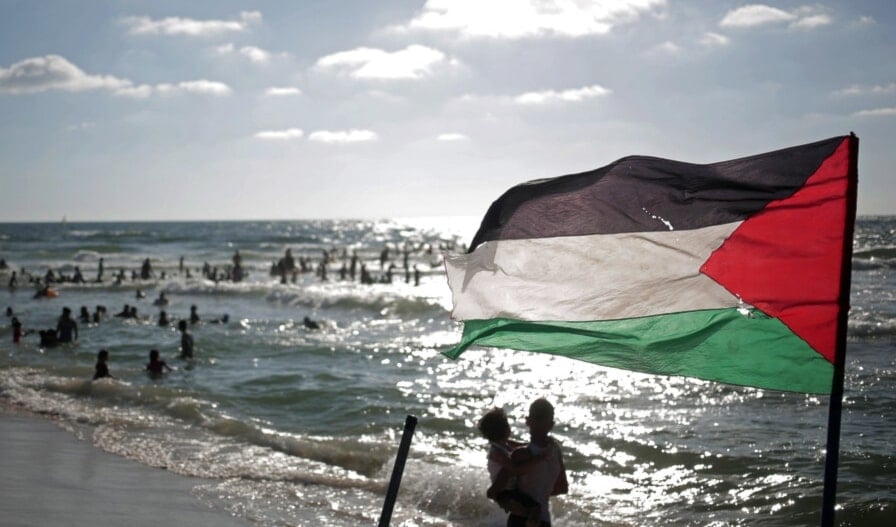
{"left": 444, "top": 308, "right": 833, "bottom": 393}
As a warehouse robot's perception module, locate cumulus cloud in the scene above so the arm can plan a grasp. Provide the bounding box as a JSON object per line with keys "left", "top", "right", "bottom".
{"left": 699, "top": 32, "right": 729, "bottom": 47}
{"left": 790, "top": 13, "right": 832, "bottom": 29}
{"left": 720, "top": 4, "right": 832, "bottom": 30}
{"left": 216, "top": 43, "right": 275, "bottom": 63}
{"left": 397, "top": 0, "right": 666, "bottom": 38}
{"left": 240, "top": 46, "right": 271, "bottom": 63}
{"left": 832, "top": 83, "right": 896, "bottom": 97}
{"left": 642, "top": 40, "right": 681, "bottom": 57}
{"left": 852, "top": 107, "right": 896, "bottom": 117}
{"left": 720, "top": 4, "right": 795, "bottom": 27}
{"left": 265, "top": 86, "right": 301, "bottom": 96}
{"left": 514, "top": 84, "right": 611, "bottom": 104}
{"left": 121, "top": 10, "right": 261, "bottom": 36}
{"left": 115, "top": 84, "right": 154, "bottom": 98}
{"left": 254, "top": 128, "right": 304, "bottom": 140}
{"left": 0, "top": 54, "right": 131, "bottom": 94}
{"left": 155, "top": 80, "right": 232, "bottom": 96}
{"left": 437, "top": 133, "right": 469, "bottom": 141}
{"left": 308, "top": 129, "right": 378, "bottom": 143}
{"left": 315, "top": 45, "right": 453, "bottom": 79}
{"left": 0, "top": 54, "right": 233, "bottom": 99}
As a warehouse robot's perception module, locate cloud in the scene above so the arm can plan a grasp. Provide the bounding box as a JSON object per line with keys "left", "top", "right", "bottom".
{"left": 832, "top": 83, "right": 896, "bottom": 97}
{"left": 397, "top": 0, "right": 666, "bottom": 38}
{"left": 720, "top": 4, "right": 832, "bottom": 30}
{"left": 720, "top": 5, "right": 795, "bottom": 27}
{"left": 437, "top": 133, "right": 469, "bottom": 141}
{"left": 308, "top": 129, "right": 378, "bottom": 143}
{"left": 155, "top": 80, "right": 232, "bottom": 96}
{"left": 315, "top": 45, "right": 453, "bottom": 79}
{"left": 514, "top": 84, "right": 611, "bottom": 104}
{"left": 121, "top": 10, "right": 261, "bottom": 36}
{"left": 852, "top": 107, "right": 896, "bottom": 118}
{"left": 0, "top": 55, "right": 232, "bottom": 99}
{"left": 265, "top": 86, "right": 302, "bottom": 96}
{"left": 254, "top": 128, "right": 304, "bottom": 140}
{"left": 216, "top": 43, "right": 276, "bottom": 63}
{"left": 115, "top": 84, "right": 154, "bottom": 98}
{"left": 240, "top": 46, "right": 271, "bottom": 63}
{"left": 0, "top": 54, "right": 131, "bottom": 94}
{"left": 699, "top": 32, "right": 729, "bottom": 47}
{"left": 790, "top": 13, "right": 832, "bottom": 29}
{"left": 642, "top": 40, "right": 681, "bottom": 57}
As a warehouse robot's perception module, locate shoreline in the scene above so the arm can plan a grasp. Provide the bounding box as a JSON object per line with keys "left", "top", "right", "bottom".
{"left": 0, "top": 400, "right": 249, "bottom": 527}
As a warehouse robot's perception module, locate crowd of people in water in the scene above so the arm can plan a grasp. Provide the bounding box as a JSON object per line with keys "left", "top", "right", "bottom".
{"left": 4, "top": 239, "right": 453, "bottom": 293}
{"left": 2, "top": 241, "right": 453, "bottom": 383}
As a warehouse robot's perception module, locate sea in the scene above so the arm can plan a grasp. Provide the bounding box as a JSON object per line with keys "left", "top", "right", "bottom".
{"left": 0, "top": 218, "right": 893, "bottom": 527}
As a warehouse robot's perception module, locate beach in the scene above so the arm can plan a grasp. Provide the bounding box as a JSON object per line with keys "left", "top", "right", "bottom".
{"left": 0, "top": 403, "right": 247, "bottom": 527}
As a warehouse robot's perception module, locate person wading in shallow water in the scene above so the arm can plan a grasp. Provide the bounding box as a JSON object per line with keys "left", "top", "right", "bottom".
{"left": 56, "top": 307, "right": 78, "bottom": 343}
{"left": 178, "top": 320, "right": 194, "bottom": 359}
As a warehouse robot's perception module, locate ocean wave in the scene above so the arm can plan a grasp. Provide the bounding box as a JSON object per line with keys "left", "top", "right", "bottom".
{"left": 854, "top": 247, "right": 896, "bottom": 260}
{"left": 0, "top": 367, "right": 391, "bottom": 479}
{"left": 266, "top": 284, "right": 446, "bottom": 316}
{"left": 849, "top": 317, "right": 896, "bottom": 339}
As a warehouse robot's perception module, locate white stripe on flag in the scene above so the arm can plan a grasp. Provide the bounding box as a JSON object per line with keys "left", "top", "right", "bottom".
{"left": 446, "top": 222, "right": 742, "bottom": 322}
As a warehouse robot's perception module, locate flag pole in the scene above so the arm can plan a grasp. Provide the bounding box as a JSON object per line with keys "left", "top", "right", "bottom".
{"left": 820, "top": 133, "right": 859, "bottom": 527}
{"left": 378, "top": 414, "right": 418, "bottom": 527}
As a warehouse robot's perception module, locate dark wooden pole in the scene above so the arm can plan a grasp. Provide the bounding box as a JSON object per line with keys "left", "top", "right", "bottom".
{"left": 378, "top": 415, "right": 418, "bottom": 527}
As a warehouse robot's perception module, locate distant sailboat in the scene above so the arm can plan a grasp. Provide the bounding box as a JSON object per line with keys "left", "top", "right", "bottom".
{"left": 61, "top": 215, "right": 67, "bottom": 225}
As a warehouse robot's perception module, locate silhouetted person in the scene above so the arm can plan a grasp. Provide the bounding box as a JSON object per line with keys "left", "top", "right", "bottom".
{"left": 93, "top": 350, "right": 113, "bottom": 380}
{"left": 178, "top": 320, "right": 194, "bottom": 359}
{"left": 146, "top": 349, "right": 172, "bottom": 377}
{"left": 56, "top": 307, "right": 78, "bottom": 343}
{"left": 140, "top": 258, "right": 153, "bottom": 279}
{"left": 189, "top": 305, "right": 200, "bottom": 324}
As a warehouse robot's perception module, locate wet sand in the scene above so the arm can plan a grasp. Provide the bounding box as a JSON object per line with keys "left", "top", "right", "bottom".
{"left": 0, "top": 405, "right": 248, "bottom": 527}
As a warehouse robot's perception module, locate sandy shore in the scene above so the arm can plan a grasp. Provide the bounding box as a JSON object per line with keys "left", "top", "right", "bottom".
{"left": 0, "top": 405, "right": 248, "bottom": 527}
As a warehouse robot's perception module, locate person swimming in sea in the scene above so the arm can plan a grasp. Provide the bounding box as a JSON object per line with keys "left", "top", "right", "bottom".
{"left": 153, "top": 292, "right": 168, "bottom": 306}
{"left": 146, "top": 349, "right": 172, "bottom": 377}
{"left": 93, "top": 349, "right": 113, "bottom": 380}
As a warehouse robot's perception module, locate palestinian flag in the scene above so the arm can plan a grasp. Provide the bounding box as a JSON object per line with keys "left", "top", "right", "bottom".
{"left": 444, "top": 135, "right": 858, "bottom": 393}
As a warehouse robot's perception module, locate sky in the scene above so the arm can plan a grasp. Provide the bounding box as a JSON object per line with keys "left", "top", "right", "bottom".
{"left": 1, "top": 0, "right": 894, "bottom": 221}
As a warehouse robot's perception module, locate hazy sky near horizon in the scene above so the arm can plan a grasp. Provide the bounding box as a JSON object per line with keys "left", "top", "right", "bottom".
{"left": 1, "top": 1, "right": 894, "bottom": 221}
